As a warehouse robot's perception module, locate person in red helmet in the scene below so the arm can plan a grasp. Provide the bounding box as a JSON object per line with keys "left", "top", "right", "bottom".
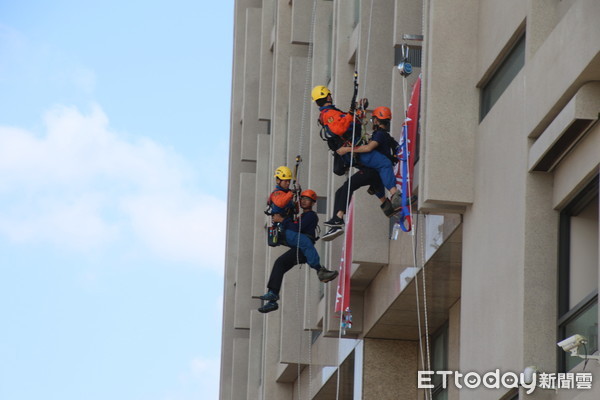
{"left": 312, "top": 87, "right": 398, "bottom": 241}
{"left": 259, "top": 189, "right": 338, "bottom": 314}
{"left": 336, "top": 105, "right": 400, "bottom": 205}
{"left": 322, "top": 106, "right": 402, "bottom": 241}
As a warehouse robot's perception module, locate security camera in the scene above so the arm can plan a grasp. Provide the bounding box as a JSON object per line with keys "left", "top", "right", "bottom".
{"left": 557, "top": 334, "right": 587, "bottom": 354}
{"left": 556, "top": 334, "right": 600, "bottom": 365}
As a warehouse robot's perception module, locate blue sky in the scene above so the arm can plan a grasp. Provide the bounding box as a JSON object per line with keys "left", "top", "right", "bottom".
{"left": 0, "top": 1, "right": 232, "bottom": 399}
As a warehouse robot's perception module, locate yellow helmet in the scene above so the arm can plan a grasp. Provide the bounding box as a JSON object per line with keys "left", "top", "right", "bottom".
{"left": 274, "top": 166, "right": 293, "bottom": 180}
{"left": 311, "top": 85, "right": 331, "bottom": 102}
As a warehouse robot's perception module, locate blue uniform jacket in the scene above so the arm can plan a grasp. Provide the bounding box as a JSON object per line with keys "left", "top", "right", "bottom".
{"left": 282, "top": 210, "right": 318, "bottom": 238}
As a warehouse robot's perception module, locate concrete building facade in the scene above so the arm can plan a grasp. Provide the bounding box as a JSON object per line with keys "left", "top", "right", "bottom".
{"left": 221, "top": 0, "right": 600, "bottom": 399}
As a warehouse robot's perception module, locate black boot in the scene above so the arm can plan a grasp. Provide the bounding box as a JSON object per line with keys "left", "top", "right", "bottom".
{"left": 324, "top": 216, "right": 345, "bottom": 227}
{"left": 258, "top": 301, "right": 279, "bottom": 313}
{"left": 380, "top": 199, "right": 397, "bottom": 217}
{"left": 391, "top": 191, "right": 401, "bottom": 209}
{"left": 322, "top": 226, "right": 344, "bottom": 242}
{"left": 317, "top": 267, "right": 339, "bottom": 283}
{"left": 259, "top": 290, "right": 279, "bottom": 301}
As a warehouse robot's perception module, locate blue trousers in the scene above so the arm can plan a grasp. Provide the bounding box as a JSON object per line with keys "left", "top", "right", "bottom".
{"left": 284, "top": 230, "right": 321, "bottom": 269}
{"left": 358, "top": 151, "right": 396, "bottom": 190}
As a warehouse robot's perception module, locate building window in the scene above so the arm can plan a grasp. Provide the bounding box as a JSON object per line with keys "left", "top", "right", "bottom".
{"left": 480, "top": 34, "right": 525, "bottom": 121}
{"left": 558, "top": 176, "right": 599, "bottom": 371}
{"left": 431, "top": 324, "right": 448, "bottom": 400}
{"left": 353, "top": 0, "right": 360, "bottom": 28}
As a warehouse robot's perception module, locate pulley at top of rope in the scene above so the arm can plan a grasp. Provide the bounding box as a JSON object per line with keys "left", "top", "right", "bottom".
{"left": 397, "top": 44, "right": 413, "bottom": 77}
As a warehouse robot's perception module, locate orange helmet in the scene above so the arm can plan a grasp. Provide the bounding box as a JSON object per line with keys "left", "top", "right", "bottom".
{"left": 372, "top": 106, "right": 392, "bottom": 121}
{"left": 300, "top": 189, "right": 317, "bottom": 202}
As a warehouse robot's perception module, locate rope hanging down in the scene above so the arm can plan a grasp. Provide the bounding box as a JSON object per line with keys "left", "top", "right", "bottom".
{"left": 292, "top": 0, "right": 319, "bottom": 398}
{"left": 335, "top": 0, "right": 375, "bottom": 393}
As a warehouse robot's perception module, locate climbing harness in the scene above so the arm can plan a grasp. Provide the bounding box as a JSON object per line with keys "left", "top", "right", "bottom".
{"left": 267, "top": 224, "right": 285, "bottom": 247}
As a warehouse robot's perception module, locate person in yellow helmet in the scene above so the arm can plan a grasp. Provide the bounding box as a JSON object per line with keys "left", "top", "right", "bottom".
{"left": 322, "top": 106, "right": 401, "bottom": 241}
{"left": 311, "top": 85, "right": 366, "bottom": 148}
{"left": 268, "top": 166, "right": 296, "bottom": 217}
{"left": 260, "top": 186, "right": 338, "bottom": 313}
{"left": 311, "top": 87, "right": 400, "bottom": 241}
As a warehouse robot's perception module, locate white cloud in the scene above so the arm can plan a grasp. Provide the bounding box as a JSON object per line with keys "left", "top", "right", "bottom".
{"left": 122, "top": 193, "right": 225, "bottom": 271}
{"left": 0, "top": 104, "right": 225, "bottom": 270}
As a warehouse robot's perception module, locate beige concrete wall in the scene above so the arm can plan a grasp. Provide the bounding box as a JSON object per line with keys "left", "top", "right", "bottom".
{"left": 448, "top": 300, "right": 460, "bottom": 400}
{"left": 553, "top": 124, "right": 600, "bottom": 208}
{"left": 258, "top": 0, "right": 275, "bottom": 121}
{"left": 356, "top": 0, "right": 394, "bottom": 108}
{"left": 458, "top": 2, "right": 600, "bottom": 400}
{"left": 240, "top": 8, "right": 264, "bottom": 162}
{"left": 362, "top": 338, "right": 418, "bottom": 399}
{"left": 459, "top": 72, "right": 528, "bottom": 400}
{"left": 231, "top": 336, "right": 250, "bottom": 399}
{"left": 524, "top": 0, "right": 600, "bottom": 139}
{"left": 251, "top": 134, "right": 271, "bottom": 298}
{"left": 477, "top": 0, "right": 526, "bottom": 81}
{"left": 234, "top": 172, "right": 257, "bottom": 329}
{"left": 420, "top": 0, "right": 479, "bottom": 209}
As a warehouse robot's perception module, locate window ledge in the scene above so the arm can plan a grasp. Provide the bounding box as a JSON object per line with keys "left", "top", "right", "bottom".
{"left": 529, "top": 82, "right": 600, "bottom": 172}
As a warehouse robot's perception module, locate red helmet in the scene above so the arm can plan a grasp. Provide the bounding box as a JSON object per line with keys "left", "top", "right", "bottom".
{"left": 372, "top": 106, "right": 392, "bottom": 121}
{"left": 300, "top": 189, "right": 317, "bottom": 202}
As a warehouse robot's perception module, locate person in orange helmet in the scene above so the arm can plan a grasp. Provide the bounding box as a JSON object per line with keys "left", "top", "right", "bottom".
{"left": 259, "top": 186, "right": 338, "bottom": 313}
{"left": 336, "top": 105, "right": 400, "bottom": 207}
{"left": 320, "top": 105, "right": 402, "bottom": 241}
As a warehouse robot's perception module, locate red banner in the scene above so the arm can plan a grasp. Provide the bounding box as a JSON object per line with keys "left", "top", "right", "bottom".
{"left": 335, "top": 199, "right": 354, "bottom": 313}
{"left": 406, "top": 76, "right": 421, "bottom": 182}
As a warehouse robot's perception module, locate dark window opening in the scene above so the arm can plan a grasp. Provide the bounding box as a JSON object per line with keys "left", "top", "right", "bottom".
{"left": 480, "top": 34, "right": 525, "bottom": 121}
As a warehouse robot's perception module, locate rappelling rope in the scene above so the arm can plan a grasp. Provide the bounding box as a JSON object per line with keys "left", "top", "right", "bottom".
{"left": 411, "top": 213, "right": 430, "bottom": 400}
{"left": 359, "top": 0, "right": 375, "bottom": 104}
{"left": 292, "top": 0, "right": 319, "bottom": 398}
{"left": 401, "top": 71, "right": 429, "bottom": 400}
{"left": 335, "top": 72, "right": 358, "bottom": 400}
{"left": 396, "top": 56, "right": 433, "bottom": 398}
{"left": 420, "top": 213, "right": 433, "bottom": 400}
{"left": 402, "top": 72, "right": 432, "bottom": 399}
{"left": 260, "top": 313, "right": 267, "bottom": 400}
{"left": 335, "top": 1, "right": 375, "bottom": 397}
{"left": 419, "top": 2, "right": 432, "bottom": 395}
